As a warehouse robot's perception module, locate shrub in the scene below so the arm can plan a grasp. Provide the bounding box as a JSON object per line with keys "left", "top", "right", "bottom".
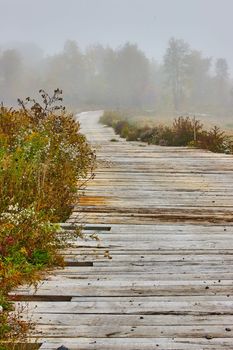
{"left": 0, "top": 91, "right": 95, "bottom": 220}
{"left": 126, "top": 127, "right": 140, "bottom": 141}
{"left": 172, "top": 116, "right": 203, "bottom": 146}
{"left": 110, "top": 138, "right": 119, "bottom": 142}
{"left": 100, "top": 110, "right": 231, "bottom": 154}
{"left": 0, "top": 90, "right": 95, "bottom": 342}
{"left": 156, "top": 126, "right": 175, "bottom": 146}
{"left": 199, "top": 126, "right": 227, "bottom": 153}
{"left": 99, "top": 110, "right": 123, "bottom": 127}
{"left": 138, "top": 127, "right": 155, "bottom": 143}
{"left": 114, "top": 120, "right": 130, "bottom": 137}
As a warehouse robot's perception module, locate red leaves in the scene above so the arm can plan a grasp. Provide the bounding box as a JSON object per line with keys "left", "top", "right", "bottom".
{"left": 5, "top": 235, "right": 15, "bottom": 245}
{"left": 0, "top": 235, "right": 15, "bottom": 257}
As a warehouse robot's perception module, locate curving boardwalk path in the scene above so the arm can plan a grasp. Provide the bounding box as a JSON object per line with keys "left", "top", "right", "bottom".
{"left": 15, "top": 111, "right": 233, "bottom": 349}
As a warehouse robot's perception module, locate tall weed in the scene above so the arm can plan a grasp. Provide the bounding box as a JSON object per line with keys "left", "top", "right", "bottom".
{"left": 0, "top": 90, "right": 95, "bottom": 343}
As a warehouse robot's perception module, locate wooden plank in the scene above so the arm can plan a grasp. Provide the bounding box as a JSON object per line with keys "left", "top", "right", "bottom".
{"left": 63, "top": 253, "right": 233, "bottom": 263}
{"left": 17, "top": 300, "right": 233, "bottom": 314}
{"left": 28, "top": 313, "right": 233, "bottom": 326}
{"left": 68, "top": 233, "right": 233, "bottom": 241}
{"left": 38, "top": 337, "right": 233, "bottom": 350}
{"left": 46, "top": 265, "right": 233, "bottom": 274}
{"left": 14, "top": 111, "right": 233, "bottom": 349}
{"left": 32, "top": 325, "right": 233, "bottom": 338}
{"left": 65, "top": 240, "right": 233, "bottom": 249}
{"left": 51, "top": 272, "right": 233, "bottom": 280}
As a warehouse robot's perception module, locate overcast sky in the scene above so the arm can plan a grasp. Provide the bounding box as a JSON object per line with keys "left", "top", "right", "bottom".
{"left": 0, "top": 0, "right": 232, "bottom": 68}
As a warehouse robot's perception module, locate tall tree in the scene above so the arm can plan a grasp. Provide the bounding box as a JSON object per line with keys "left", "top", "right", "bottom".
{"left": 45, "top": 40, "right": 86, "bottom": 107}
{"left": 185, "top": 50, "right": 212, "bottom": 110}
{"left": 115, "top": 43, "right": 150, "bottom": 108}
{"left": 164, "top": 38, "right": 190, "bottom": 112}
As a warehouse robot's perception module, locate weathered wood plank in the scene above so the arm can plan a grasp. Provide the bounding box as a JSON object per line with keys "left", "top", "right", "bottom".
{"left": 32, "top": 324, "right": 233, "bottom": 338}
{"left": 14, "top": 111, "right": 233, "bottom": 349}
{"left": 38, "top": 337, "right": 233, "bottom": 350}
{"left": 28, "top": 313, "right": 233, "bottom": 326}
{"left": 17, "top": 300, "right": 233, "bottom": 314}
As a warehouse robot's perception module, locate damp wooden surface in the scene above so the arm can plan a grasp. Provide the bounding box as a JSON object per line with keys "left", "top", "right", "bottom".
{"left": 13, "top": 111, "right": 233, "bottom": 349}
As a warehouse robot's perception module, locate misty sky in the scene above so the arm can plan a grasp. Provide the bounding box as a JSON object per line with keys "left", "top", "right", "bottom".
{"left": 1, "top": 0, "right": 233, "bottom": 68}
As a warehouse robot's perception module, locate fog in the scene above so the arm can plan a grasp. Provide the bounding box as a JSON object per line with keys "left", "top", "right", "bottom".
{"left": 0, "top": 0, "right": 233, "bottom": 120}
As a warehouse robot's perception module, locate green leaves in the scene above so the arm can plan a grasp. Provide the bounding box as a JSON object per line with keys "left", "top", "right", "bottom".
{"left": 0, "top": 90, "right": 95, "bottom": 342}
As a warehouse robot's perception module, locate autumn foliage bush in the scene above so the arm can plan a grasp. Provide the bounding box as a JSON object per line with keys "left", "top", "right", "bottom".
{"left": 100, "top": 111, "right": 233, "bottom": 153}
{"left": 0, "top": 90, "right": 95, "bottom": 343}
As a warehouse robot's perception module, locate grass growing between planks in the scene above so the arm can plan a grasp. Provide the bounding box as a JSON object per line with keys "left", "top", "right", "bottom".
{"left": 100, "top": 110, "right": 233, "bottom": 154}
{"left": 0, "top": 90, "right": 95, "bottom": 346}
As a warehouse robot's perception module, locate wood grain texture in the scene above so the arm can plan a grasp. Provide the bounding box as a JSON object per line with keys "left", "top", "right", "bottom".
{"left": 13, "top": 111, "right": 233, "bottom": 349}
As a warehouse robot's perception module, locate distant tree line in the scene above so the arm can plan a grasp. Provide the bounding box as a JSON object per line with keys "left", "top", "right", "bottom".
{"left": 0, "top": 39, "right": 232, "bottom": 116}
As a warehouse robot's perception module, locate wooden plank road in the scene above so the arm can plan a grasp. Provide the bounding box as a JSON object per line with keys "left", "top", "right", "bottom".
{"left": 13, "top": 111, "right": 233, "bottom": 349}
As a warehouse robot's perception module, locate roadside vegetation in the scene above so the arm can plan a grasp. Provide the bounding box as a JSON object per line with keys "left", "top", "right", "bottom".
{"left": 100, "top": 111, "right": 233, "bottom": 154}
{"left": 0, "top": 90, "right": 95, "bottom": 345}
